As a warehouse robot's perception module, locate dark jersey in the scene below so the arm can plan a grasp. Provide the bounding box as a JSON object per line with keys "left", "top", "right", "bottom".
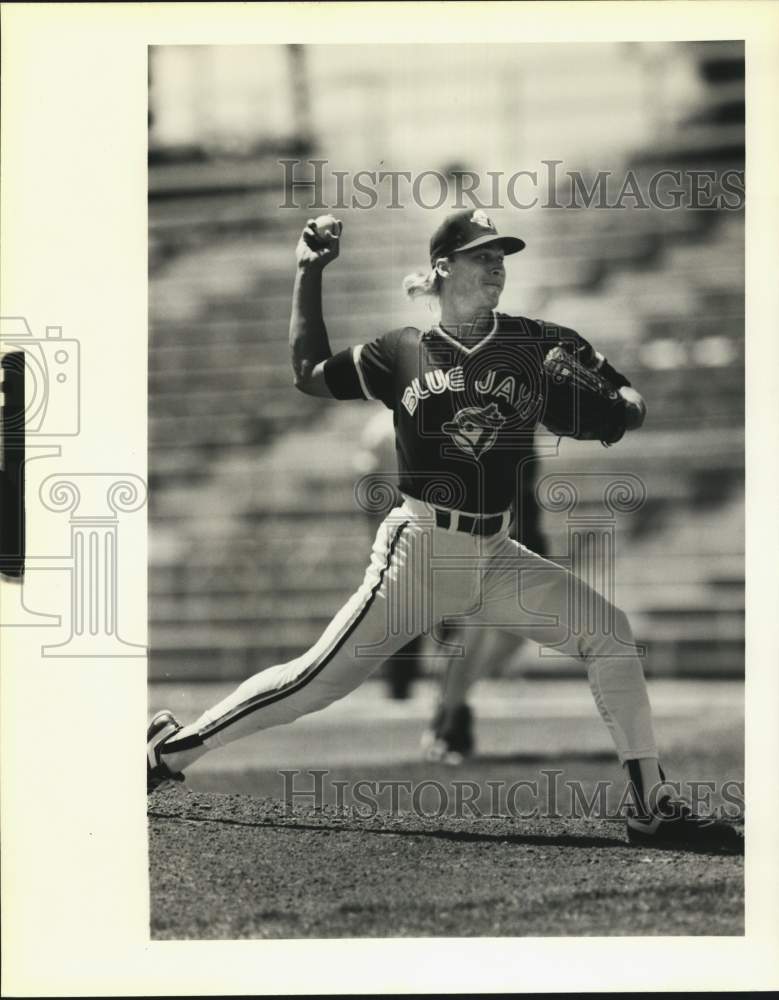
{"left": 324, "top": 312, "right": 629, "bottom": 514}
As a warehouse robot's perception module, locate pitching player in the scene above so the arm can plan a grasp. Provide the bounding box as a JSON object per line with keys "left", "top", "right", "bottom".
{"left": 148, "top": 209, "right": 741, "bottom": 853}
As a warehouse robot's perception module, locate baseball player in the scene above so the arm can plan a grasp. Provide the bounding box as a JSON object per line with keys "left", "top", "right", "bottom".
{"left": 148, "top": 209, "right": 741, "bottom": 853}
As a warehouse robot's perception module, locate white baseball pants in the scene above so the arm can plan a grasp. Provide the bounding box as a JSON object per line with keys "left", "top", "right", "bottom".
{"left": 184, "top": 495, "right": 658, "bottom": 764}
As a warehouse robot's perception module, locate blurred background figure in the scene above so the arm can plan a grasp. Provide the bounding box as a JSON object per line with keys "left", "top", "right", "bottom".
{"left": 148, "top": 43, "right": 744, "bottom": 744}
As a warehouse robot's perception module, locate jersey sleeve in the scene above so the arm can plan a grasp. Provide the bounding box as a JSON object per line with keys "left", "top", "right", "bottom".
{"left": 535, "top": 319, "right": 632, "bottom": 389}
{"left": 323, "top": 329, "right": 402, "bottom": 407}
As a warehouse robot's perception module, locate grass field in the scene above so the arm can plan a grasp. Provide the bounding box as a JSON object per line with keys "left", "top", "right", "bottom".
{"left": 148, "top": 678, "right": 744, "bottom": 939}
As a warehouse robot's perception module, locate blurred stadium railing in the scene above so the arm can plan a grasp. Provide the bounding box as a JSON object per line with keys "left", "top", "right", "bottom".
{"left": 148, "top": 42, "right": 743, "bottom": 682}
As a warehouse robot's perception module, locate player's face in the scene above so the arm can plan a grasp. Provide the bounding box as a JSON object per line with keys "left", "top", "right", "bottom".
{"left": 448, "top": 245, "right": 506, "bottom": 310}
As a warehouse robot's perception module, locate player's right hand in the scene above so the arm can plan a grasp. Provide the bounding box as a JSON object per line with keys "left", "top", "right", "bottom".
{"left": 295, "top": 218, "right": 342, "bottom": 269}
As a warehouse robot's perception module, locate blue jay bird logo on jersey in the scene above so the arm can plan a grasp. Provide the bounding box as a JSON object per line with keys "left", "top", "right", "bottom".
{"left": 442, "top": 403, "right": 506, "bottom": 458}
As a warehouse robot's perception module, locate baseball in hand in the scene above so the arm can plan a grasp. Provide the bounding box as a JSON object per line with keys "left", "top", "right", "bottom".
{"left": 298, "top": 214, "right": 343, "bottom": 267}
{"left": 312, "top": 214, "right": 342, "bottom": 241}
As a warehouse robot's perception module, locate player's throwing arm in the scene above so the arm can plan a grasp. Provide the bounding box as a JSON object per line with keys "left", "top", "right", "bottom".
{"left": 289, "top": 215, "right": 342, "bottom": 397}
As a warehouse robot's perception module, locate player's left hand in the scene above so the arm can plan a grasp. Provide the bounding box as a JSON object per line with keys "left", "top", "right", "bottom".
{"left": 541, "top": 345, "right": 629, "bottom": 445}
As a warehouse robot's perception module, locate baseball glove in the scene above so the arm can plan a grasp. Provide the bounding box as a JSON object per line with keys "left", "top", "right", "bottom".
{"left": 541, "top": 345, "right": 627, "bottom": 446}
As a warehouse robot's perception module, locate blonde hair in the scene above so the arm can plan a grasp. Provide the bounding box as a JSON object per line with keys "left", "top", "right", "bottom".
{"left": 402, "top": 267, "right": 443, "bottom": 301}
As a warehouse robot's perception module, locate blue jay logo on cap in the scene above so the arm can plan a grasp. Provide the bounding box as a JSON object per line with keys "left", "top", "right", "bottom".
{"left": 470, "top": 210, "right": 495, "bottom": 230}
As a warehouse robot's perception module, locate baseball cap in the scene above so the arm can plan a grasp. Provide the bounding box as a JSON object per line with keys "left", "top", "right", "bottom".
{"left": 429, "top": 209, "right": 525, "bottom": 266}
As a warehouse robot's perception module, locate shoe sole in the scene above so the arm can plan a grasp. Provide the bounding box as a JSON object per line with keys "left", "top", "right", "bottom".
{"left": 147, "top": 711, "right": 181, "bottom": 766}
{"left": 424, "top": 747, "right": 465, "bottom": 766}
{"left": 147, "top": 710, "right": 184, "bottom": 792}
{"left": 627, "top": 824, "right": 743, "bottom": 855}
{"left": 420, "top": 731, "right": 469, "bottom": 766}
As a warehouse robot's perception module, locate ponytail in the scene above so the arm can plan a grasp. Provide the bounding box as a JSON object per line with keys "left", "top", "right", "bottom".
{"left": 402, "top": 268, "right": 442, "bottom": 301}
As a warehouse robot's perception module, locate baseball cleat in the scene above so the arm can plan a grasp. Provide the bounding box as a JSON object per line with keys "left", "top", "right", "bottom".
{"left": 626, "top": 795, "right": 743, "bottom": 855}
{"left": 147, "top": 710, "right": 185, "bottom": 794}
{"left": 421, "top": 703, "right": 474, "bottom": 765}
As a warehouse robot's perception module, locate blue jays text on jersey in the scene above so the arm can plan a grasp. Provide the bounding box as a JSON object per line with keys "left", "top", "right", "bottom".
{"left": 323, "top": 312, "right": 629, "bottom": 515}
